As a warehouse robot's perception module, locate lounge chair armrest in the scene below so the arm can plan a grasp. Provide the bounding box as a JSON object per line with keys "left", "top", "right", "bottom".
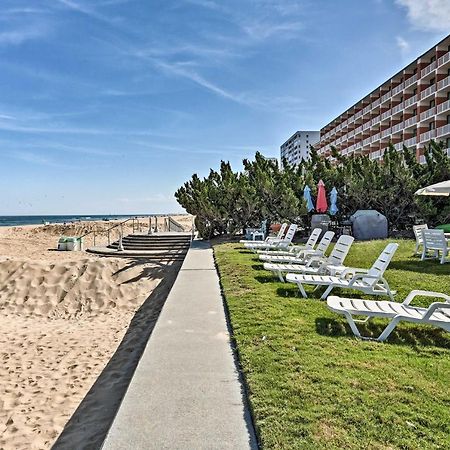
{"left": 348, "top": 273, "right": 380, "bottom": 286}
{"left": 422, "top": 302, "right": 450, "bottom": 319}
{"left": 402, "top": 290, "right": 450, "bottom": 305}
{"left": 305, "top": 256, "right": 326, "bottom": 267}
{"left": 340, "top": 267, "right": 368, "bottom": 278}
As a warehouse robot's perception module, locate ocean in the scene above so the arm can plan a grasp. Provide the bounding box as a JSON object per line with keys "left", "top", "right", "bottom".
{"left": 0, "top": 215, "right": 138, "bottom": 227}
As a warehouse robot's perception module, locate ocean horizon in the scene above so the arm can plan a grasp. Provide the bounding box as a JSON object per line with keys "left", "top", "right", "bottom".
{"left": 0, "top": 214, "right": 185, "bottom": 227}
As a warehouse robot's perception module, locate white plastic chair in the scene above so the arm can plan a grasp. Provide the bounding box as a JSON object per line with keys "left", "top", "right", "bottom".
{"left": 421, "top": 229, "right": 449, "bottom": 264}
{"left": 413, "top": 224, "right": 428, "bottom": 255}
{"left": 264, "top": 235, "right": 354, "bottom": 282}
{"left": 257, "top": 227, "right": 322, "bottom": 257}
{"left": 327, "top": 290, "right": 450, "bottom": 341}
{"left": 259, "top": 231, "right": 334, "bottom": 263}
{"left": 286, "top": 243, "right": 399, "bottom": 300}
{"left": 240, "top": 222, "right": 286, "bottom": 244}
{"left": 244, "top": 224, "right": 297, "bottom": 251}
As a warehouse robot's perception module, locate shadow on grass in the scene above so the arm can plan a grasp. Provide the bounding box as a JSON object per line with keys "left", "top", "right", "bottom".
{"left": 251, "top": 264, "right": 265, "bottom": 271}
{"left": 276, "top": 286, "right": 300, "bottom": 298}
{"left": 389, "top": 259, "right": 450, "bottom": 276}
{"left": 254, "top": 274, "right": 279, "bottom": 284}
{"left": 315, "top": 317, "right": 450, "bottom": 348}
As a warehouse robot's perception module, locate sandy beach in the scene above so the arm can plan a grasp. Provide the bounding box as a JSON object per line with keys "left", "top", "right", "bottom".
{"left": 0, "top": 215, "right": 192, "bottom": 449}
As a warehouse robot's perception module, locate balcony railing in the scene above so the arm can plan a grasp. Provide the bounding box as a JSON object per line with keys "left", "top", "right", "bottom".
{"left": 372, "top": 98, "right": 380, "bottom": 108}
{"left": 394, "top": 142, "right": 403, "bottom": 150}
{"left": 404, "top": 73, "right": 417, "bottom": 88}
{"left": 336, "top": 124, "right": 342, "bottom": 132}
{"left": 348, "top": 115, "right": 354, "bottom": 124}
{"left": 421, "top": 60, "right": 436, "bottom": 78}
{"left": 355, "top": 110, "right": 363, "bottom": 119}
{"left": 362, "top": 104, "right": 371, "bottom": 115}
{"left": 404, "top": 116, "right": 417, "bottom": 128}
{"left": 381, "top": 109, "right": 391, "bottom": 120}
{"left": 436, "top": 123, "right": 450, "bottom": 138}
{"left": 391, "top": 122, "right": 403, "bottom": 133}
{"left": 381, "top": 91, "right": 391, "bottom": 102}
{"left": 420, "top": 106, "right": 436, "bottom": 121}
{"left": 371, "top": 132, "right": 380, "bottom": 142}
{"left": 404, "top": 94, "right": 417, "bottom": 108}
{"left": 419, "top": 129, "right": 437, "bottom": 143}
{"left": 370, "top": 150, "right": 381, "bottom": 160}
{"left": 391, "top": 102, "right": 404, "bottom": 114}
{"left": 404, "top": 136, "right": 417, "bottom": 147}
{"left": 348, "top": 129, "right": 355, "bottom": 137}
{"left": 420, "top": 84, "right": 436, "bottom": 100}
{"left": 437, "top": 99, "right": 450, "bottom": 114}
{"left": 437, "top": 76, "right": 450, "bottom": 90}
{"left": 392, "top": 82, "right": 404, "bottom": 95}
{"left": 371, "top": 115, "right": 381, "bottom": 125}
{"left": 381, "top": 128, "right": 391, "bottom": 138}
{"left": 438, "top": 51, "right": 450, "bottom": 67}
{"left": 354, "top": 125, "right": 363, "bottom": 134}
{"left": 362, "top": 120, "right": 371, "bottom": 131}
{"left": 363, "top": 137, "right": 371, "bottom": 146}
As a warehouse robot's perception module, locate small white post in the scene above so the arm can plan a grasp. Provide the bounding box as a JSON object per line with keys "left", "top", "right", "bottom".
{"left": 118, "top": 233, "right": 124, "bottom": 252}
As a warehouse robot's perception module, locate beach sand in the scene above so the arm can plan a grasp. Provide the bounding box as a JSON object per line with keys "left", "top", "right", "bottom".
{"left": 0, "top": 216, "right": 192, "bottom": 449}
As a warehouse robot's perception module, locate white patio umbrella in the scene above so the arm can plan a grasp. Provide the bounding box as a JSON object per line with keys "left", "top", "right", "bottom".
{"left": 415, "top": 180, "right": 450, "bottom": 197}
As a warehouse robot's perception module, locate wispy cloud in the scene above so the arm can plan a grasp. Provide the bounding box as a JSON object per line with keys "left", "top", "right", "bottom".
{"left": 54, "top": 0, "right": 121, "bottom": 25}
{"left": 0, "top": 26, "right": 49, "bottom": 46}
{"left": 396, "top": 0, "right": 450, "bottom": 32}
{"left": 396, "top": 35, "right": 410, "bottom": 56}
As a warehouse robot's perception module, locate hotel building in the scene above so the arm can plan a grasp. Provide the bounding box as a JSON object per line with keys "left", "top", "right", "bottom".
{"left": 316, "top": 34, "right": 450, "bottom": 162}
{"left": 280, "top": 130, "right": 320, "bottom": 166}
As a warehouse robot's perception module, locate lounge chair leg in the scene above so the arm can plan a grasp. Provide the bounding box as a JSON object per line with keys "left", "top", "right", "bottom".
{"left": 296, "top": 283, "right": 308, "bottom": 298}
{"left": 277, "top": 271, "right": 285, "bottom": 283}
{"left": 377, "top": 317, "right": 401, "bottom": 342}
{"left": 321, "top": 285, "right": 334, "bottom": 300}
{"left": 343, "top": 312, "right": 362, "bottom": 338}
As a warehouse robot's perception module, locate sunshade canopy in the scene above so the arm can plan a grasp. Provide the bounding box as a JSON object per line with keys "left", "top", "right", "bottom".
{"left": 415, "top": 180, "right": 450, "bottom": 197}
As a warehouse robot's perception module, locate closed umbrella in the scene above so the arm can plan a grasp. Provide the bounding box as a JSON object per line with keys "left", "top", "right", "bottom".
{"left": 415, "top": 180, "right": 450, "bottom": 196}
{"left": 303, "top": 185, "right": 314, "bottom": 212}
{"left": 329, "top": 187, "right": 338, "bottom": 215}
{"left": 316, "top": 180, "right": 328, "bottom": 213}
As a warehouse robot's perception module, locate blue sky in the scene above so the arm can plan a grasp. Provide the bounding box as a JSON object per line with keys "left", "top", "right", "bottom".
{"left": 0, "top": 0, "right": 449, "bottom": 215}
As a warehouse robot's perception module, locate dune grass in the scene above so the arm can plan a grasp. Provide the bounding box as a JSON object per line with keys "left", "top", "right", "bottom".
{"left": 213, "top": 239, "right": 450, "bottom": 449}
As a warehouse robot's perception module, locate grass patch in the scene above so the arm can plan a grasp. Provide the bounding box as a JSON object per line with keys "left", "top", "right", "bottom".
{"left": 214, "top": 239, "right": 450, "bottom": 449}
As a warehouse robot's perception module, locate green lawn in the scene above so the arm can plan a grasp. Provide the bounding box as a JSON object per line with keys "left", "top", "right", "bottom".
{"left": 213, "top": 239, "right": 450, "bottom": 449}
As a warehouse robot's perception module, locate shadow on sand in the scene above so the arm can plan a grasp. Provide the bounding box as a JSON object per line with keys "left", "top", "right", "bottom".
{"left": 52, "top": 259, "right": 182, "bottom": 450}
{"left": 315, "top": 317, "right": 450, "bottom": 348}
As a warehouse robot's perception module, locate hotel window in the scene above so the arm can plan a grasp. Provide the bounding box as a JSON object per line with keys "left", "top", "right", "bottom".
{"left": 447, "top": 115, "right": 450, "bottom": 124}
{"left": 413, "top": 108, "right": 417, "bottom": 116}
{"left": 413, "top": 88, "right": 417, "bottom": 95}
{"left": 429, "top": 122, "right": 435, "bottom": 130}
{"left": 430, "top": 78, "right": 435, "bottom": 85}
{"left": 447, "top": 137, "right": 450, "bottom": 147}
{"left": 431, "top": 55, "right": 436, "bottom": 62}
{"left": 430, "top": 99, "right": 435, "bottom": 108}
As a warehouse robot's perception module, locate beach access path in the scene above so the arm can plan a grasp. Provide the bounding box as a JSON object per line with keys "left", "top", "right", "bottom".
{"left": 102, "top": 239, "right": 258, "bottom": 450}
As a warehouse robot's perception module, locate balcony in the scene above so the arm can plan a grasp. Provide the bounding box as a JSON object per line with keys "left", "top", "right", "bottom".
{"left": 404, "top": 73, "right": 417, "bottom": 88}
{"left": 371, "top": 115, "right": 381, "bottom": 126}
{"left": 437, "top": 99, "right": 450, "bottom": 114}
{"left": 362, "top": 120, "right": 371, "bottom": 131}
{"left": 420, "top": 84, "right": 436, "bottom": 100}
{"left": 354, "top": 125, "right": 363, "bottom": 134}
{"left": 336, "top": 124, "right": 342, "bottom": 132}
{"left": 381, "top": 91, "right": 391, "bottom": 102}
{"left": 348, "top": 129, "right": 355, "bottom": 138}
{"left": 391, "top": 102, "right": 404, "bottom": 115}
{"left": 404, "top": 94, "right": 417, "bottom": 108}
{"left": 362, "top": 104, "right": 371, "bottom": 115}
{"left": 355, "top": 110, "right": 363, "bottom": 119}
{"left": 436, "top": 123, "right": 450, "bottom": 138}
{"left": 381, "top": 109, "right": 391, "bottom": 120}
{"left": 420, "top": 106, "right": 436, "bottom": 122}
{"left": 372, "top": 98, "right": 380, "bottom": 108}
{"left": 370, "top": 150, "right": 381, "bottom": 160}
{"left": 437, "top": 76, "right": 450, "bottom": 90}
{"left": 421, "top": 60, "right": 436, "bottom": 78}
{"left": 391, "top": 122, "right": 404, "bottom": 134}
{"left": 371, "top": 132, "right": 381, "bottom": 142}
{"left": 348, "top": 115, "right": 355, "bottom": 124}
{"left": 394, "top": 142, "right": 403, "bottom": 150}
{"left": 381, "top": 128, "right": 391, "bottom": 138}
{"left": 363, "top": 136, "right": 371, "bottom": 146}
{"left": 419, "top": 129, "right": 437, "bottom": 143}
{"left": 404, "top": 136, "right": 417, "bottom": 147}
{"left": 404, "top": 116, "right": 417, "bottom": 128}
{"left": 438, "top": 51, "right": 450, "bottom": 67}
{"left": 392, "top": 82, "right": 404, "bottom": 96}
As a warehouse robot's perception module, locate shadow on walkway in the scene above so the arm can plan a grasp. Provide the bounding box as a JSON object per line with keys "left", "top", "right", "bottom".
{"left": 52, "top": 263, "right": 182, "bottom": 450}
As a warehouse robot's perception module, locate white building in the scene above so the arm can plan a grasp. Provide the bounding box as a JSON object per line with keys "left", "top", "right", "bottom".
{"left": 280, "top": 130, "right": 320, "bottom": 166}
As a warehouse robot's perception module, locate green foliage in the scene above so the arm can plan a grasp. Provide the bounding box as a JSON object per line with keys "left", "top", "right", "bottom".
{"left": 214, "top": 240, "right": 450, "bottom": 449}
{"left": 175, "top": 143, "right": 450, "bottom": 238}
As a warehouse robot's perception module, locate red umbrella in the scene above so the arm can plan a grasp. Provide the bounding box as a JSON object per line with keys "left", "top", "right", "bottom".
{"left": 316, "top": 179, "right": 328, "bottom": 213}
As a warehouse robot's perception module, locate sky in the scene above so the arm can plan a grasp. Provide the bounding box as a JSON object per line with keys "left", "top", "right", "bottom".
{"left": 0, "top": 0, "right": 449, "bottom": 215}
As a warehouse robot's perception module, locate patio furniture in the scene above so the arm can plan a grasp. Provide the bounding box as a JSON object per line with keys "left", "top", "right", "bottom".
{"left": 413, "top": 224, "right": 428, "bottom": 256}
{"left": 256, "top": 228, "right": 321, "bottom": 256}
{"left": 264, "top": 235, "right": 354, "bottom": 282}
{"left": 421, "top": 229, "right": 449, "bottom": 264}
{"left": 327, "top": 290, "right": 450, "bottom": 341}
{"left": 244, "top": 224, "right": 298, "bottom": 252}
{"left": 259, "top": 231, "right": 334, "bottom": 263}
{"left": 286, "top": 243, "right": 398, "bottom": 300}
{"left": 240, "top": 222, "right": 286, "bottom": 244}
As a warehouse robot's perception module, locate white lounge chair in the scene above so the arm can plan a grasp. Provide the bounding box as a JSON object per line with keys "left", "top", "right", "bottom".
{"left": 264, "top": 235, "right": 354, "bottom": 282}
{"left": 239, "top": 222, "right": 286, "bottom": 244}
{"left": 257, "top": 227, "right": 322, "bottom": 257}
{"left": 421, "top": 229, "right": 449, "bottom": 264}
{"left": 259, "top": 231, "right": 335, "bottom": 263}
{"left": 244, "top": 224, "right": 298, "bottom": 252}
{"left": 413, "top": 224, "right": 428, "bottom": 255}
{"left": 286, "top": 243, "right": 399, "bottom": 300}
{"left": 327, "top": 290, "right": 450, "bottom": 341}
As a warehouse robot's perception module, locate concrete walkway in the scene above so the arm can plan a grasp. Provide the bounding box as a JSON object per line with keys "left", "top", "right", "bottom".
{"left": 102, "top": 240, "right": 258, "bottom": 450}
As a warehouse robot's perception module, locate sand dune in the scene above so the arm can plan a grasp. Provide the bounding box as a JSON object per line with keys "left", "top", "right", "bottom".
{"left": 0, "top": 221, "right": 187, "bottom": 449}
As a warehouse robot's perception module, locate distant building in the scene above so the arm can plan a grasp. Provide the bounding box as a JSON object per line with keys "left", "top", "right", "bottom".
{"left": 261, "top": 155, "right": 279, "bottom": 165}
{"left": 280, "top": 131, "right": 320, "bottom": 166}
